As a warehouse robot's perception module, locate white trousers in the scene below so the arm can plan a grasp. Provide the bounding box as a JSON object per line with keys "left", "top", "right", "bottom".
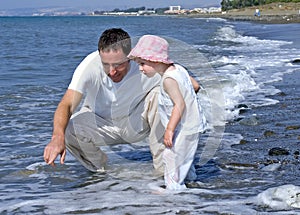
{"left": 65, "top": 87, "right": 165, "bottom": 173}
{"left": 163, "top": 132, "right": 199, "bottom": 190}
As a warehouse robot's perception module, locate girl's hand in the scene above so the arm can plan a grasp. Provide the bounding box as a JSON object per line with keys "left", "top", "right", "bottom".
{"left": 164, "top": 129, "right": 173, "bottom": 148}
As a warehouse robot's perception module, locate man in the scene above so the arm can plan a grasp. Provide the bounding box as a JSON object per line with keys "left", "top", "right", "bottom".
{"left": 43, "top": 28, "right": 200, "bottom": 173}
{"left": 43, "top": 28, "right": 165, "bottom": 172}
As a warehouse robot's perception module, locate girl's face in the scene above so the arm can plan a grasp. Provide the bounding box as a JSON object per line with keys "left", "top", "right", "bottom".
{"left": 136, "top": 59, "right": 158, "bottom": 78}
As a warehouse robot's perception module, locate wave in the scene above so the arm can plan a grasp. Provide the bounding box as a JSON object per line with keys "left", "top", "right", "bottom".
{"left": 194, "top": 25, "right": 300, "bottom": 122}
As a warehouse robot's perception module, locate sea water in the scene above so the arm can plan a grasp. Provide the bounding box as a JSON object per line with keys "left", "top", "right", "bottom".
{"left": 0, "top": 16, "right": 300, "bottom": 214}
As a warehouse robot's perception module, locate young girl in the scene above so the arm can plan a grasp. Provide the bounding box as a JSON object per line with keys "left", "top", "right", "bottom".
{"left": 128, "top": 35, "right": 206, "bottom": 190}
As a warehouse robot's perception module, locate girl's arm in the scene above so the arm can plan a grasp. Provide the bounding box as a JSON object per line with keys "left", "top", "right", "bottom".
{"left": 163, "top": 77, "right": 185, "bottom": 148}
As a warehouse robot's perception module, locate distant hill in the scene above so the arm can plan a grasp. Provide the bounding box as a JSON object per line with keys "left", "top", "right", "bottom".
{"left": 0, "top": 7, "right": 86, "bottom": 16}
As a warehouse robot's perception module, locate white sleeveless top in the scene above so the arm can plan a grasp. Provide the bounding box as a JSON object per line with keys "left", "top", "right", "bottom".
{"left": 158, "top": 64, "right": 207, "bottom": 135}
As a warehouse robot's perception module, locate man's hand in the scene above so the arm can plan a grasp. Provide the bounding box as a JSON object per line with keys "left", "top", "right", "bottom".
{"left": 43, "top": 89, "right": 82, "bottom": 167}
{"left": 43, "top": 135, "right": 66, "bottom": 166}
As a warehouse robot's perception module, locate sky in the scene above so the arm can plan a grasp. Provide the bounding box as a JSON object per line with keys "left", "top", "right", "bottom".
{"left": 0, "top": 0, "right": 222, "bottom": 11}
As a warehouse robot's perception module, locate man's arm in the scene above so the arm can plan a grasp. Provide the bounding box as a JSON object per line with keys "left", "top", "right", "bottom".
{"left": 190, "top": 76, "right": 200, "bottom": 93}
{"left": 43, "top": 89, "right": 82, "bottom": 166}
{"left": 179, "top": 64, "right": 200, "bottom": 93}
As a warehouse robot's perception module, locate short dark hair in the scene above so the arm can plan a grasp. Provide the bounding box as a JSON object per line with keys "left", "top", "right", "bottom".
{"left": 98, "top": 28, "right": 131, "bottom": 55}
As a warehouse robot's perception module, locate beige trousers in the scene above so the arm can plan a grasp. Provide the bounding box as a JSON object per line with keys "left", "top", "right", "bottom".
{"left": 65, "top": 87, "right": 165, "bottom": 173}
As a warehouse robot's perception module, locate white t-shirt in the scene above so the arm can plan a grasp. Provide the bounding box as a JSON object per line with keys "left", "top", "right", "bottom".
{"left": 68, "top": 51, "right": 161, "bottom": 123}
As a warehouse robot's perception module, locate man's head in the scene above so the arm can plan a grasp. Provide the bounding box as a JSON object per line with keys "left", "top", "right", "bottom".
{"left": 98, "top": 28, "right": 131, "bottom": 55}
{"left": 98, "top": 28, "right": 131, "bottom": 83}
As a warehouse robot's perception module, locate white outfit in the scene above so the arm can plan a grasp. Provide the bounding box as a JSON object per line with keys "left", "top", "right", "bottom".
{"left": 65, "top": 51, "right": 165, "bottom": 172}
{"left": 159, "top": 64, "right": 207, "bottom": 190}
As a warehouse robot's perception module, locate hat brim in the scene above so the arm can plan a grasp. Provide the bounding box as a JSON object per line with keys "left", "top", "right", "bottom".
{"left": 128, "top": 54, "right": 174, "bottom": 65}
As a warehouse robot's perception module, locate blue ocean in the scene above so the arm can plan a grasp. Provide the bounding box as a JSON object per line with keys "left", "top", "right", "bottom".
{"left": 0, "top": 16, "right": 300, "bottom": 214}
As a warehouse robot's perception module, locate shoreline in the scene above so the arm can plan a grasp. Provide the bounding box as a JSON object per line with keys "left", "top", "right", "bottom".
{"left": 185, "top": 13, "right": 300, "bottom": 24}
{"left": 184, "top": 2, "right": 300, "bottom": 24}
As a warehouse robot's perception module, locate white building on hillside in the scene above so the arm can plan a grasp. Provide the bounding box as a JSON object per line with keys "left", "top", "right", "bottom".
{"left": 164, "top": 5, "right": 182, "bottom": 14}
{"left": 169, "top": 6, "right": 181, "bottom": 11}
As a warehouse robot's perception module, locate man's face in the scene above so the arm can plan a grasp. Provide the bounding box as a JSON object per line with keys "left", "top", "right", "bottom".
{"left": 99, "top": 49, "right": 130, "bottom": 83}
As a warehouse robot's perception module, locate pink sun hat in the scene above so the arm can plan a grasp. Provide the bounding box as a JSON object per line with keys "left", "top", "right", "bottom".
{"left": 128, "top": 35, "right": 174, "bottom": 64}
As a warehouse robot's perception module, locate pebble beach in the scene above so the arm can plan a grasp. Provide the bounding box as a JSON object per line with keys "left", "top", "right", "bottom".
{"left": 223, "top": 66, "right": 300, "bottom": 176}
